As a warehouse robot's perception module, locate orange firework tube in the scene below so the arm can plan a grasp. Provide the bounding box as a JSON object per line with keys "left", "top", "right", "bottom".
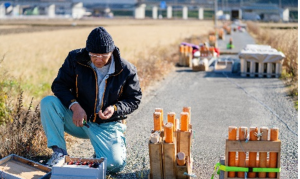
{"left": 189, "top": 46, "right": 193, "bottom": 53}
{"left": 167, "top": 112, "right": 176, "bottom": 132}
{"left": 249, "top": 127, "right": 258, "bottom": 178}
{"left": 238, "top": 127, "right": 248, "bottom": 178}
{"left": 180, "top": 112, "right": 189, "bottom": 131}
{"left": 258, "top": 127, "right": 269, "bottom": 178}
{"left": 164, "top": 122, "right": 173, "bottom": 143}
{"left": 179, "top": 45, "right": 184, "bottom": 53}
{"left": 269, "top": 128, "right": 279, "bottom": 178}
{"left": 228, "top": 126, "right": 237, "bottom": 178}
{"left": 182, "top": 107, "right": 191, "bottom": 123}
{"left": 155, "top": 108, "right": 164, "bottom": 130}
{"left": 153, "top": 112, "right": 162, "bottom": 131}
{"left": 177, "top": 152, "right": 186, "bottom": 166}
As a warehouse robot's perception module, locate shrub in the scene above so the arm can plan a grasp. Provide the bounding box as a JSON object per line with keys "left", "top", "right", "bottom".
{"left": 0, "top": 92, "right": 51, "bottom": 160}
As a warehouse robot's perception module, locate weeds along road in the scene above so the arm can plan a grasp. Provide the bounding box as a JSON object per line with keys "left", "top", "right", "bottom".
{"left": 69, "top": 30, "right": 298, "bottom": 178}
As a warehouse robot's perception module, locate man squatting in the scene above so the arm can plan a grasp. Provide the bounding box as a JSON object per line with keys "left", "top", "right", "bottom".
{"left": 40, "top": 27, "right": 142, "bottom": 173}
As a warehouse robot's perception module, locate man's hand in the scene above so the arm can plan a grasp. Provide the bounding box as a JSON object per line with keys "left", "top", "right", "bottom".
{"left": 99, "top": 106, "right": 115, "bottom": 120}
{"left": 70, "top": 103, "right": 87, "bottom": 127}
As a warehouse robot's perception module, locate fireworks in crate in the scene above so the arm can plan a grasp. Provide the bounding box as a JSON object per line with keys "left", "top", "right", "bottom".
{"left": 215, "top": 126, "right": 281, "bottom": 179}
{"left": 149, "top": 107, "right": 193, "bottom": 179}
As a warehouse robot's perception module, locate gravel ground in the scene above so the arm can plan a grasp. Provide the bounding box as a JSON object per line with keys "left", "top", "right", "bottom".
{"left": 68, "top": 69, "right": 298, "bottom": 179}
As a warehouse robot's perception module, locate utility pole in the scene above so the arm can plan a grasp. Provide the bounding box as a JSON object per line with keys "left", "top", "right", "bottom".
{"left": 214, "top": 0, "right": 218, "bottom": 27}
{"left": 279, "top": 0, "right": 281, "bottom": 8}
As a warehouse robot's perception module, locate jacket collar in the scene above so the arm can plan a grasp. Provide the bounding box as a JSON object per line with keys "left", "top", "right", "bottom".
{"left": 77, "top": 47, "right": 123, "bottom": 76}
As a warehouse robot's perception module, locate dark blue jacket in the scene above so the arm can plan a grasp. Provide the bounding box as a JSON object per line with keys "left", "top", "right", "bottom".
{"left": 51, "top": 47, "right": 142, "bottom": 124}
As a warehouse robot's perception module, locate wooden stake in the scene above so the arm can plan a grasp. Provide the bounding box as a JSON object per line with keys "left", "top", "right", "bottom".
{"left": 269, "top": 128, "right": 279, "bottom": 178}
{"left": 164, "top": 122, "right": 173, "bottom": 143}
{"left": 149, "top": 138, "right": 163, "bottom": 179}
{"left": 177, "top": 129, "right": 192, "bottom": 161}
{"left": 238, "top": 127, "right": 248, "bottom": 178}
{"left": 258, "top": 127, "right": 269, "bottom": 178}
{"left": 163, "top": 140, "right": 176, "bottom": 179}
{"left": 153, "top": 112, "right": 162, "bottom": 131}
{"left": 228, "top": 126, "right": 237, "bottom": 178}
{"left": 180, "top": 112, "right": 189, "bottom": 132}
{"left": 249, "top": 127, "right": 258, "bottom": 178}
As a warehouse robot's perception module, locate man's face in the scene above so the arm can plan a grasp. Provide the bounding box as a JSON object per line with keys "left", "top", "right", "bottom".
{"left": 89, "top": 52, "right": 112, "bottom": 68}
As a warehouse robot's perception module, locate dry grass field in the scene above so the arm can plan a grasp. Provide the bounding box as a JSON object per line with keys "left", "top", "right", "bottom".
{"left": 0, "top": 19, "right": 214, "bottom": 162}
{"left": 0, "top": 19, "right": 214, "bottom": 103}
{"left": 247, "top": 21, "right": 298, "bottom": 108}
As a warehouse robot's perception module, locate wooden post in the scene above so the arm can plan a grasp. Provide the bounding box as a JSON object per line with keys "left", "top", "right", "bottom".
{"left": 228, "top": 126, "right": 237, "bottom": 178}
{"left": 163, "top": 139, "right": 176, "bottom": 179}
{"left": 177, "top": 129, "right": 192, "bottom": 161}
{"left": 238, "top": 127, "right": 248, "bottom": 178}
{"left": 258, "top": 127, "right": 269, "bottom": 178}
{"left": 149, "top": 137, "right": 163, "bottom": 179}
{"left": 176, "top": 157, "right": 191, "bottom": 179}
{"left": 249, "top": 127, "right": 258, "bottom": 178}
{"left": 269, "top": 128, "right": 279, "bottom": 178}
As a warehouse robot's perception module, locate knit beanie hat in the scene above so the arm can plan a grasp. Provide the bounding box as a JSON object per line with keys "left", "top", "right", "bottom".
{"left": 86, "top": 27, "right": 115, "bottom": 54}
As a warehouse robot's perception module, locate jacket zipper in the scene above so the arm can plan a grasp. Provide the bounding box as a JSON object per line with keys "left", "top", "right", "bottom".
{"left": 76, "top": 74, "right": 79, "bottom": 98}
{"left": 77, "top": 61, "right": 124, "bottom": 123}
{"left": 99, "top": 79, "right": 108, "bottom": 119}
{"left": 77, "top": 62, "right": 98, "bottom": 122}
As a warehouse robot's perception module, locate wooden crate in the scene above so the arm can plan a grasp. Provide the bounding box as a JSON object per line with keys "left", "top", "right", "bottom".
{"left": 0, "top": 154, "right": 51, "bottom": 179}
{"left": 177, "top": 129, "right": 192, "bottom": 161}
{"left": 223, "top": 140, "right": 281, "bottom": 179}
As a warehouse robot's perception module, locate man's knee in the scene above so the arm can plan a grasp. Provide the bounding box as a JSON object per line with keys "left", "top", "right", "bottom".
{"left": 40, "top": 96, "right": 60, "bottom": 110}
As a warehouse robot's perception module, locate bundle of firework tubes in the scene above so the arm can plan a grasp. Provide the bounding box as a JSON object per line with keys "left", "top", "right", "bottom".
{"left": 148, "top": 107, "right": 193, "bottom": 179}
{"left": 214, "top": 126, "right": 281, "bottom": 179}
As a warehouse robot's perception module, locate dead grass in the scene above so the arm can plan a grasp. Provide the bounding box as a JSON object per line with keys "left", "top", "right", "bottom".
{"left": 247, "top": 21, "right": 298, "bottom": 108}
{"left": 0, "top": 92, "right": 51, "bottom": 160}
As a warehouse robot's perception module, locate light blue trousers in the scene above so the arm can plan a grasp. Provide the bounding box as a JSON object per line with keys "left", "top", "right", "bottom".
{"left": 40, "top": 96, "right": 127, "bottom": 173}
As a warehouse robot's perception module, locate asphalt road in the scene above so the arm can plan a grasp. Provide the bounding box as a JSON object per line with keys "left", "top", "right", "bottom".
{"left": 70, "top": 30, "right": 298, "bottom": 179}
{"left": 121, "top": 68, "right": 298, "bottom": 179}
